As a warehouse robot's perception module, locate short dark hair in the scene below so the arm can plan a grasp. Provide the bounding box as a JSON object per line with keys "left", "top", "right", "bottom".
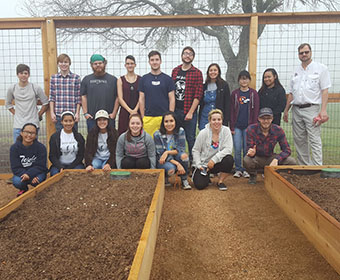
{"left": 298, "top": 43, "right": 312, "bottom": 52}
{"left": 148, "top": 50, "right": 161, "bottom": 60}
{"left": 182, "top": 46, "right": 195, "bottom": 57}
{"left": 16, "top": 64, "right": 30, "bottom": 75}
{"left": 125, "top": 55, "right": 136, "bottom": 63}
{"left": 238, "top": 70, "right": 251, "bottom": 81}
{"left": 159, "top": 111, "right": 180, "bottom": 135}
{"left": 57, "top": 53, "right": 71, "bottom": 65}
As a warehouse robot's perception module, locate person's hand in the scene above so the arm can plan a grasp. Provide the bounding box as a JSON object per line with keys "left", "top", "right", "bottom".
{"left": 60, "top": 168, "right": 64, "bottom": 173}
{"left": 86, "top": 165, "right": 94, "bottom": 172}
{"left": 109, "top": 113, "right": 116, "bottom": 120}
{"left": 85, "top": 114, "right": 93, "bottom": 120}
{"left": 269, "top": 158, "right": 279, "bottom": 166}
{"left": 21, "top": 173, "right": 30, "bottom": 181}
{"left": 247, "top": 145, "right": 256, "bottom": 157}
{"left": 102, "top": 163, "right": 111, "bottom": 171}
{"left": 159, "top": 152, "right": 168, "bottom": 165}
{"left": 283, "top": 111, "right": 289, "bottom": 123}
{"left": 75, "top": 112, "right": 80, "bottom": 123}
{"left": 207, "top": 160, "right": 215, "bottom": 170}
{"left": 51, "top": 112, "right": 57, "bottom": 123}
{"left": 231, "top": 130, "right": 235, "bottom": 135}
{"left": 184, "top": 112, "right": 193, "bottom": 121}
{"left": 31, "top": 176, "right": 40, "bottom": 184}
{"left": 176, "top": 163, "right": 185, "bottom": 175}
{"left": 318, "top": 111, "right": 329, "bottom": 124}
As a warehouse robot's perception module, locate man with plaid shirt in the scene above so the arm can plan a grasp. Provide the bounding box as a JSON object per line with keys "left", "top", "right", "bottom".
{"left": 49, "top": 53, "right": 81, "bottom": 131}
{"left": 172, "top": 46, "right": 203, "bottom": 162}
{"left": 244, "top": 107, "right": 296, "bottom": 184}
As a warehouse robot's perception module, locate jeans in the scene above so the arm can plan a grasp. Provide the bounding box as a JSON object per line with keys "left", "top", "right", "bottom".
{"left": 175, "top": 109, "right": 197, "bottom": 161}
{"left": 55, "top": 115, "right": 78, "bottom": 132}
{"left": 12, "top": 173, "right": 46, "bottom": 191}
{"left": 233, "top": 127, "right": 247, "bottom": 172}
{"left": 50, "top": 164, "right": 85, "bottom": 176}
{"left": 157, "top": 152, "right": 188, "bottom": 180}
{"left": 92, "top": 158, "right": 109, "bottom": 169}
{"left": 86, "top": 118, "right": 115, "bottom": 133}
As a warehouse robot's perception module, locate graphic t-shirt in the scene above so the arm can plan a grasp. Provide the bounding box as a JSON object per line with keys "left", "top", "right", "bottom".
{"left": 95, "top": 132, "right": 110, "bottom": 160}
{"left": 166, "top": 134, "right": 175, "bottom": 151}
{"left": 174, "top": 69, "right": 187, "bottom": 110}
{"left": 235, "top": 90, "right": 250, "bottom": 129}
{"left": 59, "top": 129, "right": 78, "bottom": 165}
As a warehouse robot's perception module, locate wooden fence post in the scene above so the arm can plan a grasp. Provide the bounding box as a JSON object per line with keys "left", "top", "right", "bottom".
{"left": 248, "top": 15, "right": 258, "bottom": 89}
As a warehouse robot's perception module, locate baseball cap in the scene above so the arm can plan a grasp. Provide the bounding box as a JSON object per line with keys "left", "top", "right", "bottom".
{"left": 90, "top": 54, "right": 105, "bottom": 63}
{"left": 95, "top": 110, "right": 109, "bottom": 120}
{"left": 258, "top": 107, "right": 273, "bottom": 118}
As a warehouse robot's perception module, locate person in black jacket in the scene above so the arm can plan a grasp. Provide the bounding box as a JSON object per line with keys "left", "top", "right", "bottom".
{"left": 258, "top": 68, "right": 286, "bottom": 126}
{"left": 199, "top": 63, "right": 230, "bottom": 130}
{"left": 49, "top": 111, "right": 85, "bottom": 176}
{"left": 10, "top": 123, "right": 47, "bottom": 197}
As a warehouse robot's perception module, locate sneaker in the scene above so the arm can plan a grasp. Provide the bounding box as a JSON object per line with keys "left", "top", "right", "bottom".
{"left": 248, "top": 174, "right": 257, "bottom": 185}
{"left": 181, "top": 179, "right": 192, "bottom": 190}
{"left": 233, "top": 171, "right": 243, "bottom": 178}
{"left": 243, "top": 171, "right": 250, "bottom": 178}
{"left": 16, "top": 189, "right": 27, "bottom": 197}
{"left": 217, "top": 182, "right": 228, "bottom": 191}
{"left": 165, "top": 177, "right": 171, "bottom": 187}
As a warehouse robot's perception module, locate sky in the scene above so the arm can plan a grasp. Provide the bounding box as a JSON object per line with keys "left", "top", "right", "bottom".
{"left": 1, "top": 0, "right": 23, "bottom": 18}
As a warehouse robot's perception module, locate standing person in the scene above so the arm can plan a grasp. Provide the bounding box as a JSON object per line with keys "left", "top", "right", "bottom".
{"left": 49, "top": 53, "right": 82, "bottom": 131}
{"left": 10, "top": 123, "right": 47, "bottom": 197}
{"left": 6, "top": 64, "right": 49, "bottom": 143}
{"left": 138, "top": 50, "right": 175, "bottom": 137}
{"left": 154, "top": 112, "right": 191, "bottom": 190}
{"left": 49, "top": 111, "right": 85, "bottom": 176}
{"left": 117, "top": 55, "right": 141, "bottom": 135}
{"left": 84, "top": 110, "right": 119, "bottom": 172}
{"left": 244, "top": 108, "right": 296, "bottom": 184}
{"left": 283, "top": 43, "right": 331, "bottom": 165}
{"left": 171, "top": 46, "right": 203, "bottom": 162}
{"left": 199, "top": 63, "right": 230, "bottom": 130}
{"left": 258, "top": 68, "right": 286, "bottom": 126}
{"left": 81, "top": 54, "right": 118, "bottom": 132}
{"left": 192, "top": 109, "right": 234, "bottom": 191}
{"left": 230, "top": 70, "right": 259, "bottom": 179}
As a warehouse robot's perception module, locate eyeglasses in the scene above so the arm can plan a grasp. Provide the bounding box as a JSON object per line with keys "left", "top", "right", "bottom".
{"left": 299, "top": 51, "right": 310, "bottom": 55}
{"left": 183, "top": 51, "right": 194, "bottom": 57}
{"left": 22, "top": 131, "right": 36, "bottom": 136}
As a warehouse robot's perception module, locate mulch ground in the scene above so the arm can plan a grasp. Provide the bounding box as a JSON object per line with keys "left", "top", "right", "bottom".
{"left": 0, "top": 179, "right": 19, "bottom": 208}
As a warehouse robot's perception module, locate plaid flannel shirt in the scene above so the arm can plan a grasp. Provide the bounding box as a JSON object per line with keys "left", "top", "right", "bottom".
{"left": 172, "top": 64, "right": 203, "bottom": 114}
{"left": 49, "top": 72, "right": 81, "bottom": 116}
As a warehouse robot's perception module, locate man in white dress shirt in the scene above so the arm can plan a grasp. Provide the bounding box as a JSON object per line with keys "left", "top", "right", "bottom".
{"left": 283, "top": 43, "right": 331, "bottom": 165}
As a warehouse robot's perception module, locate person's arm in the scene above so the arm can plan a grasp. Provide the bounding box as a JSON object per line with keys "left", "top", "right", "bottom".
{"left": 107, "top": 129, "right": 119, "bottom": 169}
{"left": 115, "top": 134, "right": 125, "bottom": 169}
{"left": 276, "top": 129, "right": 291, "bottom": 163}
{"left": 283, "top": 93, "right": 293, "bottom": 123}
{"left": 38, "top": 104, "right": 49, "bottom": 120}
{"left": 319, "top": 88, "right": 329, "bottom": 123}
{"left": 6, "top": 87, "right": 15, "bottom": 115}
{"left": 109, "top": 98, "right": 120, "bottom": 119}
{"left": 49, "top": 101, "right": 57, "bottom": 123}
{"left": 277, "top": 86, "right": 287, "bottom": 114}
{"left": 139, "top": 92, "right": 145, "bottom": 118}
{"left": 82, "top": 95, "right": 93, "bottom": 120}
{"left": 168, "top": 90, "right": 175, "bottom": 112}
{"left": 192, "top": 130, "right": 204, "bottom": 169}
{"left": 49, "top": 77, "right": 57, "bottom": 122}
{"left": 185, "top": 98, "right": 200, "bottom": 121}
{"left": 26, "top": 144, "right": 47, "bottom": 178}
{"left": 117, "top": 78, "right": 132, "bottom": 113}
{"left": 75, "top": 104, "right": 81, "bottom": 123}
{"left": 10, "top": 145, "right": 26, "bottom": 177}
{"left": 68, "top": 133, "right": 85, "bottom": 169}
{"left": 48, "top": 133, "right": 63, "bottom": 170}
{"left": 211, "top": 127, "right": 233, "bottom": 164}
{"left": 145, "top": 134, "right": 156, "bottom": 169}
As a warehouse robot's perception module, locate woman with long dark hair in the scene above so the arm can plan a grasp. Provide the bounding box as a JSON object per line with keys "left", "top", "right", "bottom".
{"left": 199, "top": 63, "right": 230, "bottom": 130}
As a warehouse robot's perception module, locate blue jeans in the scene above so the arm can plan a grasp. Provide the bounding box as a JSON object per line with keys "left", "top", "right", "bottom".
{"left": 233, "top": 127, "right": 247, "bottom": 172}
{"left": 50, "top": 164, "right": 85, "bottom": 176}
{"left": 13, "top": 127, "right": 40, "bottom": 143}
{"left": 86, "top": 118, "right": 115, "bottom": 132}
{"left": 55, "top": 116, "right": 78, "bottom": 132}
{"left": 92, "top": 158, "right": 109, "bottom": 169}
{"left": 157, "top": 152, "right": 189, "bottom": 180}
{"left": 12, "top": 173, "right": 46, "bottom": 191}
{"left": 175, "top": 109, "right": 197, "bottom": 161}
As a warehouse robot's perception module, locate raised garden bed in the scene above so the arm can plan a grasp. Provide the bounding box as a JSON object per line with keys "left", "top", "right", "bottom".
{"left": 264, "top": 165, "right": 340, "bottom": 276}
{"left": 0, "top": 170, "right": 164, "bottom": 280}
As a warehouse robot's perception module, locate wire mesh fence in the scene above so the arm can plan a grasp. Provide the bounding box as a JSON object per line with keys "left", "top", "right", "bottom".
{"left": 0, "top": 17, "right": 339, "bottom": 172}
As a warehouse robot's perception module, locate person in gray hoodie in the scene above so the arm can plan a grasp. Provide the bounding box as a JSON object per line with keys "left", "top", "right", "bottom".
{"left": 116, "top": 113, "right": 156, "bottom": 169}
{"left": 192, "top": 109, "right": 234, "bottom": 191}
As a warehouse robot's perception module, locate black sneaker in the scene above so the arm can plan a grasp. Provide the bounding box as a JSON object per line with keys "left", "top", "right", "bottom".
{"left": 248, "top": 174, "right": 257, "bottom": 185}
{"left": 217, "top": 182, "right": 228, "bottom": 191}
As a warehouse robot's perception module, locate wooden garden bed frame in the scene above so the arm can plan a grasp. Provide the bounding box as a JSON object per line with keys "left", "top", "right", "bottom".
{"left": 264, "top": 165, "right": 340, "bottom": 275}
{"left": 0, "top": 169, "right": 165, "bottom": 280}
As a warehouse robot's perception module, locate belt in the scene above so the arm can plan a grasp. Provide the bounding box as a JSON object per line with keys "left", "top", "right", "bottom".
{"left": 294, "top": 103, "right": 313, "bottom": 109}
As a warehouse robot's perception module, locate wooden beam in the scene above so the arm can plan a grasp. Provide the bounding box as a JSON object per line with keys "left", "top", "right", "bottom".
{"left": 0, "top": 18, "right": 44, "bottom": 29}
{"left": 248, "top": 16, "right": 258, "bottom": 89}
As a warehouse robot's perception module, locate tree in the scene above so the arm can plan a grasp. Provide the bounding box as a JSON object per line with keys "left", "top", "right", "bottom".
{"left": 24, "top": 0, "right": 339, "bottom": 90}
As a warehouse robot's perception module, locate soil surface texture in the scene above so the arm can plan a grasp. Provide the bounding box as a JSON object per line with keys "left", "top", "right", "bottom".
{"left": 0, "top": 179, "right": 19, "bottom": 208}
{"left": 150, "top": 175, "right": 340, "bottom": 280}
{"left": 0, "top": 172, "right": 158, "bottom": 280}
{"left": 281, "top": 173, "right": 340, "bottom": 223}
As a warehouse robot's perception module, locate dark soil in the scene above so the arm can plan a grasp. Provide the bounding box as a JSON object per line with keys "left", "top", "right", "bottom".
{"left": 0, "top": 172, "right": 158, "bottom": 280}
{"left": 281, "top": 173, "right": 340, "bottom": 223}
{"left": 150, "top": 176, "right": 340, "bottom": 280}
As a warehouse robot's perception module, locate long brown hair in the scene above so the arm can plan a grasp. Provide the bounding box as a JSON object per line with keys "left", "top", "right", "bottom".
{"left": 126, "top": 113, "right": 143, "bottom": 142}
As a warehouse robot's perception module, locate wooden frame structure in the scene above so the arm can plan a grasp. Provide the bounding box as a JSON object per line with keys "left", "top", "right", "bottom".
{"left": 0, "top": 169, "right": 165, "bottom": 280}
{"left": 264, "top": 165, "right": 340, "bottom": 275}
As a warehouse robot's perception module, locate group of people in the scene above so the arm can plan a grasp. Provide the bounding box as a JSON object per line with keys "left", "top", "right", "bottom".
{"left": 6, "top": 43, "right": 331, "bottom": 196}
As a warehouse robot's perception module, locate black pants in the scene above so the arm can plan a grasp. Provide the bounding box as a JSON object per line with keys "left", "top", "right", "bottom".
{"left": 193, "top": 155, "right": 234, "bottom": 190}
{"left": 121, "top": 156, "right": 150, "bottom": 169}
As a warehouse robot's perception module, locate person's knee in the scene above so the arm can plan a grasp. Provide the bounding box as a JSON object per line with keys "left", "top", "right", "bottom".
{"left": 12, "top": 176, "right": 24, "bottom": 189}
{"left": 167, "top": 169, "right": 176, "bottom": 176}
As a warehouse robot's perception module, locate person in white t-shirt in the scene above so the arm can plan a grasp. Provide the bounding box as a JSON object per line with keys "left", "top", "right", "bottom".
{"left": 283, "top": 43, "right": 331, "bottom": 165}
{"left": 49, "top": 111, "right": 85, "bottom": 176}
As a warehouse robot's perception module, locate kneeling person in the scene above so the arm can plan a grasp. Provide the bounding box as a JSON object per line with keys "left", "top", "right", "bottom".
{"left": 244, "top": 107, "right": 296, "bottom": 184}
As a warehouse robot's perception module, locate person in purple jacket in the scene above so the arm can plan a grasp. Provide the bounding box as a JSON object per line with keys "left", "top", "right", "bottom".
{"left": 230, "top": 70, "right": 259, "bottom": 179}
{"left": 10, "top": 123, "right": 47, "bottom": 197}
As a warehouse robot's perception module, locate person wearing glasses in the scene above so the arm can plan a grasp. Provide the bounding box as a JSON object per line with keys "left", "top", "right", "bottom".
{"left": 10, "top": 123, "right": 47, "bottom": 197}
{"left": 116, "top": 55, "right": 141, "bottom": 135}
{"left": 283, "top": 43, "right": 331, "bottom": 165}
{"left": 171, "top": 46, "right": 203, "bottom": 163}
{"left": 244, "top": 108, "right": 296, "bottom": 185}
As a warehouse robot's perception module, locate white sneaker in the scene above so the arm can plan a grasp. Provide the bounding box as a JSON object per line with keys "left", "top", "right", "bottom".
{"left": 233, "top": 171, "right": 243, "bottom": 178}
{"left": 243, "top": 171, "right": 250, "bottom": 178}
{"left": 181, "top": 179, "right": 192, "bottom": 190}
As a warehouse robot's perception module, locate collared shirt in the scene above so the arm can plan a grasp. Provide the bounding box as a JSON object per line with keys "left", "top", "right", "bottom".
{"left": 289, "top": 61, "right": 331, "bottom": 105}
{"left": 172, "top": 64, "right": 203, "bottom": 114}
{"left": 49, "top": 71, "right": 81, "bottom": 116}
{"left": 246, "top": 123, "right": 291, "bottom": 163}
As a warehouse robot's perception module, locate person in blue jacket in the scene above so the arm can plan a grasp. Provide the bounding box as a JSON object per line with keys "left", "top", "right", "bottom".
{"left": 10, "top": 123, "right": 47, "bottom": 197}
